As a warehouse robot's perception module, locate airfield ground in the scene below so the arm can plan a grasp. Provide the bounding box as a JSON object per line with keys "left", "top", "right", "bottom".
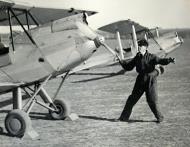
{"left": 0, "top": 39, "right": 190, "bottom": 147}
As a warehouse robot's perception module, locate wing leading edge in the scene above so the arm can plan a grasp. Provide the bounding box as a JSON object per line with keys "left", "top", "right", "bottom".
{"left": 99, "top": 19, "right": 148, "bottom": 37}
{"left": 0, "top": 0, "right": 97, "bottom": 26}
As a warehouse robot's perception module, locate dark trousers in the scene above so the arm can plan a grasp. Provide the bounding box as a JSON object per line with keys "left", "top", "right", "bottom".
{"left": 119, "top": 73, "right": 163, "bottom": 120}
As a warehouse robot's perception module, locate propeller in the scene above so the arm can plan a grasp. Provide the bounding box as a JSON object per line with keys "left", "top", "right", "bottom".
{"left": 101, "top": 42, "right": 121, "bottom": 62}
{"left": 76, "top": 22, "right": 98, "bottom": 40}
{"left": 77, "top": 21, "right": 121, "bottom": 61}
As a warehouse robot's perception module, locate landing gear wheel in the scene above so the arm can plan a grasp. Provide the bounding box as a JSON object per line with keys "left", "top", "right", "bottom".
{"left": 49, "top": 99, "right": 70, "bottom": 120}
{"left": 5, "top": 109, "right": 31, "bottom": 137}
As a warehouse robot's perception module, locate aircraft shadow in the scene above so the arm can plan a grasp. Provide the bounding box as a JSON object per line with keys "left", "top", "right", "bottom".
{"left": 0, "top": 98, "right": 14, "bottom": 109}
{"left": 0, "top": 127, "right": 14, "bottom": 138}
{"left": 72, "top": 70, "right": 126, "bottom": 83}
{"left": 79, "top": 115, "right": 157, "bottom": 123}
{"left": 79, "top": 115, "right": 115, "bottom": 121}
{"left": 0, "top": 109, "right": 9, "bottom": 113}
{"left": 0, "top": 95, "right": 29, "bottom": 109}
{"left": 0, "top": 110, "right": 52, "bottom": 120}
{"left": 29, "top": 112, "right": 52, "bottom": 120}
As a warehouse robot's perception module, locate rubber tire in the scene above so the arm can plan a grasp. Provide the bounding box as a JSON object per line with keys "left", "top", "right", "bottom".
{"left": 5, "top": 109, "right": 31, "bottom": 137}
{"left": 49, "top": 99, "right": 70, "bottom": 120}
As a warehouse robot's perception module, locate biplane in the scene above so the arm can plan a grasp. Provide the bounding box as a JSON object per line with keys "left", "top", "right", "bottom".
{"left": 71, "top": 20, "right": 183, "bottom": 73}
{"left": 0, "top": 0, "right": 183, "bottom": 138}
{"left": 0, "top": 0, "right": 112, "bottom": 137}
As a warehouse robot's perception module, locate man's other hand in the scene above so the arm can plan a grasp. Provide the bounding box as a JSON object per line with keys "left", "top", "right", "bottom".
{"left": 169, "top": 57, "right": 175, "bottom": 64}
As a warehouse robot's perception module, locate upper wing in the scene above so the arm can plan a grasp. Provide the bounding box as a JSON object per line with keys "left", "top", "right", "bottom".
{"left": 99, "top": 19, "right": 183, "bottom": 54}
{"left": 0, "top": 0, "right": 97, "bottom": 25}
{"left": 98, "top": 19, "right": 148, "bottom": 37}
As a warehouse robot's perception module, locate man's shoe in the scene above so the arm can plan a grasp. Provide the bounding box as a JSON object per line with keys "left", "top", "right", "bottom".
{"left": 156, "top": 116, "right": 164, "bottom": 123}
{"left": 112, "top": 117, "right": 129, "bottom": 122}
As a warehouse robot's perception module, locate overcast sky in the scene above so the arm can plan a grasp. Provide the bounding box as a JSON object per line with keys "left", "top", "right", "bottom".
{"left": 0, "top": 0, "right": 190, "bottom": 33}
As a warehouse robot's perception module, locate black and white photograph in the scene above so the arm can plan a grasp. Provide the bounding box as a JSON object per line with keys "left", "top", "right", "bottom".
{"left": 0, "top": 0, "right": 189, "bottom": 146}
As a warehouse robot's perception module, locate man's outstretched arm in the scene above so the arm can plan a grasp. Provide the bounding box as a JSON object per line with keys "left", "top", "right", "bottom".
{"left": 154, "top": 55, "right": 175, "bottom": 65}
{"left": 119, "top": 57, "right": 136, "bottom": 71}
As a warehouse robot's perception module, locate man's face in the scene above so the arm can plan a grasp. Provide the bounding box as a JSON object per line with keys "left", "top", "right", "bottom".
{"left": 139, "top": 45, "right": 147, "bottom": 55}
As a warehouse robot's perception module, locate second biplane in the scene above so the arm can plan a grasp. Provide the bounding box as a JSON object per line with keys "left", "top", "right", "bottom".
{"left": 71, "top": 20, "right": 183, "bottom": 73}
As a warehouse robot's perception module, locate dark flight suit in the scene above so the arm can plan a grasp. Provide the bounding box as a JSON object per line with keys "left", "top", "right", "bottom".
{"left": 119, "top": 51, "right": 172, "bottom": 121}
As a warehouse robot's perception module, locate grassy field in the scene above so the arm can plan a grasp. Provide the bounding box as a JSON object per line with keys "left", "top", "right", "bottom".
{"left": 0, "top": 39, "right": 189, "bottom": 147}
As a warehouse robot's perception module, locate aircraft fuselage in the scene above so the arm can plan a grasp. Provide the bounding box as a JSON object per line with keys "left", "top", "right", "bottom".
{"left": 0, "top": 14, "right": 99, "bottom": 87}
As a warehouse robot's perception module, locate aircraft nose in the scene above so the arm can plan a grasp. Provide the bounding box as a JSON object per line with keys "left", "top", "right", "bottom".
{"left": 93, "top": 36, "right": 105, "bottom": 48}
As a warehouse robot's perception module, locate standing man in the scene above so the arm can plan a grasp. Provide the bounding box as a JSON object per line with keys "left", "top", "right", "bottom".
{"left": 118, "top": 39, "right": 175, "bottom": 123}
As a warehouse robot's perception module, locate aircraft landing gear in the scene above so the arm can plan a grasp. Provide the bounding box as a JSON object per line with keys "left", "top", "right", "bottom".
{"left": 23, "top": 74, "right": 71, "bottom": 121}
{"left": 49, "top": 99, "right": 70, "bottom": 120}
{"left": 5, "top": 72, "right": 71, "bottom": 137}
{"left": 5, "top": 109, "right": 31, "bottom": 137}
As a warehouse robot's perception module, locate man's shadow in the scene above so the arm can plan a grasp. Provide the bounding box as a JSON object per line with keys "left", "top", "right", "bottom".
{"left": 79, "top": 115, "right": 157, "bottom": 123}
{"left": 29, "top": 112, "right": 52, "bottom": 120}
{"left": 0, "top": 94, "right": 30, "bottom": 109}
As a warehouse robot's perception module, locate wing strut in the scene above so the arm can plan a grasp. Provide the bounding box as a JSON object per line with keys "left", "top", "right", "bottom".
{"left": 156, "top": 27, "right": 159, "bottom": 38}
{"left": 25, "top": 10, "right": 30, "bottom": 30}
{"left": 8, "top": 8, "right": 37, "bottom": 46}
{"left": 131, "top": 25, "right": 138, "bottom": 56}
{"left": 116, "top": 31, "right": 124, "bottom": 60}
{"left": 53, "top": 71, "right": 70, "bottom": 100}
{"left": 146, "top": 29, "right": 163, "bottom": 50}
{"left": 27, "top": 11, "right": 39, "bottom": 26}
{"left": 7, "top": 8, "right": 15, "bottom": 51}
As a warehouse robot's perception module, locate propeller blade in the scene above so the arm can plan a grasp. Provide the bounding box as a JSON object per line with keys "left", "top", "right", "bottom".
{"left": 76, "top": 22, "right": 97, "bottom": 40}
{"left": 101, "top": 43, "right": 121, "bottom": 61}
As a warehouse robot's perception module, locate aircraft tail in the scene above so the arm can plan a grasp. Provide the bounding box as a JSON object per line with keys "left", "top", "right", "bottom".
{"left": 156, "top": 31, "right": 183, "bottom": 54}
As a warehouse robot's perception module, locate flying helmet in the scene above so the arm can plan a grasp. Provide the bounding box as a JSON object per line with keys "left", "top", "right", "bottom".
{"left": 138, "top": 39, "right": 149, "bottom": 47}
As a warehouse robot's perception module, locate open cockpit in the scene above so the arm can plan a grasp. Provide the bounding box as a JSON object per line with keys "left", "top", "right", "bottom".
{"left": 0, "top": 37, "right": 11, "bottom": 67}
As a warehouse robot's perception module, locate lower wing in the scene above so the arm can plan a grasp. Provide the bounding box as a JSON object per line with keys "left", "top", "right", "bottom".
{"left": 0, "top": 82, "right": 23, "bottom": 94}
